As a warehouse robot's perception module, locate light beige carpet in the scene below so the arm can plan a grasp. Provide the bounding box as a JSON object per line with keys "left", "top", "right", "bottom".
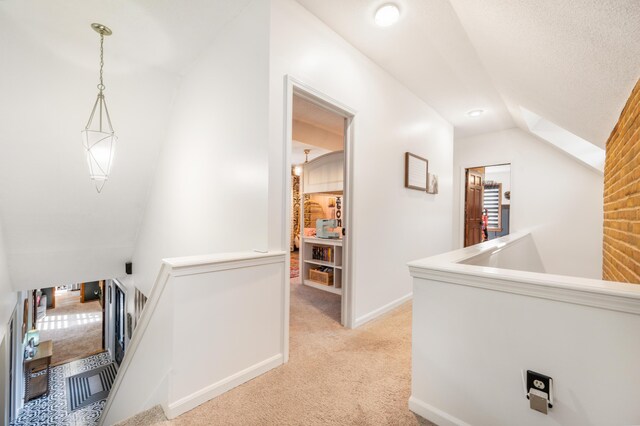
{"left": 118, "top": 278, "right": 432, "bottom": 425}
{"left": 37, "top": 289, "right": 103, "bottom": 365}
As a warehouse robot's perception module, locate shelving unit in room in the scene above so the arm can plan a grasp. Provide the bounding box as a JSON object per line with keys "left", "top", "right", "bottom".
{"left": 302, "top": 236, "right": 342, "bottom": 295}
{"left": 298, "top": 151, "right": 346, "bottom": 297}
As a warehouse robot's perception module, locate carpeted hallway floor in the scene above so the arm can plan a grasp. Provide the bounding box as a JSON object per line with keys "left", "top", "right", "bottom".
{"left": 37, "top": 289, "right": 104, "bottom": 365}
{"left": 118, "top": 277, "right": 431, "bottom": 425}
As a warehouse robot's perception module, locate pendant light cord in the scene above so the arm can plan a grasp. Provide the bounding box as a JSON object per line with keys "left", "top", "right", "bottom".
{"left": 98, "top": 33, "right": 105, "bottom": 93}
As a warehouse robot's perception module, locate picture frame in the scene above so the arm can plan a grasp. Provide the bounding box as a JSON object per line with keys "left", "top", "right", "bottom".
{"left": 404, "top": 152, "right": 428, "bottom": 191}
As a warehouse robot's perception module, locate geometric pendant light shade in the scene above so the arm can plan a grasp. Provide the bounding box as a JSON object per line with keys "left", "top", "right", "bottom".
{"left": 82, "top": 23, "right": 116, "bottom": 193}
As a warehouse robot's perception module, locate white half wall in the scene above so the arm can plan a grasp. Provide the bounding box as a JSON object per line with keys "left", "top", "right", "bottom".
{"left": 454, "top": 127, "right": 603, "bottom": 278}
{"left": 131, "top": 0, "right": 271, "bottom": 295}
{"left": 409, "top": 234, "right": 640, "bottom": 426}
{"left": 100, "top": 251, "right": 285, "bottom": 425}
{"left": 268, "top": 0, "right": 454, "bottom": 325}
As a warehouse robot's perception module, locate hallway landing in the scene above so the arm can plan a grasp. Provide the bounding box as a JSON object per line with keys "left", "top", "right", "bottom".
{"left": 118, "top": 277, "right": 431, "bottom": 425}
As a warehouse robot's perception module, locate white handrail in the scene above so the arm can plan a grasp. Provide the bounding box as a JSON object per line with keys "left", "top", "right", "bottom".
{"left": 408, "top": 232, "right": 640, "bottom": 314}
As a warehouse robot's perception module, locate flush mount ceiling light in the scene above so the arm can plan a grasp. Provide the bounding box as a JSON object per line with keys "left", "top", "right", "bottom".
{"left": 374, "top": 3, "right": 400, "bottom": 27}
{"left": 467, "top": 109, "right": 485, "bottom": 118}
{"left": 81, "top": 23, "right": 117, "bottom": 193}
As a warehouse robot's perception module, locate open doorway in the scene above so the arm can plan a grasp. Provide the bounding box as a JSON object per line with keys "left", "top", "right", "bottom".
{"left": 33, "top": 282, "right": 105, "bottom": 366}
{"left": 464, "top": 164, "right": 511, "bottom": 247}
{"left": 286, "top": 80, "right": 355, "bottom": 333}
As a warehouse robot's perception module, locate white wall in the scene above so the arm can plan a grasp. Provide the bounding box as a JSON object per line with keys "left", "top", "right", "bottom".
{"left": 268, "top": 0, "right": 454, "bottom": 325}
{"left": 101, "top": 252, "right": 285, "bottom": 425}
{"left": 409, "top": 234, "right": 640, "bottom": 426}
{"left": 0, "top": 222, "right": 14, "bottom": 344}
{"left": 131, "top": 0, "right": 271, "bottom": 295}
{"left": 454, "top": 128, "right": 603, "bottom": 278}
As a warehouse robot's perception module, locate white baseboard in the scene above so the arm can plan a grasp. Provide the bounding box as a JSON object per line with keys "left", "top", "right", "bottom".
{"left": 354, "top": 293, "right": 412, "bottom": 328}
{"left": 409, "top": 396, "right": 471, "bottom": 426}
{"left": 164, "top": 354, "right": 284, "bottom": 419}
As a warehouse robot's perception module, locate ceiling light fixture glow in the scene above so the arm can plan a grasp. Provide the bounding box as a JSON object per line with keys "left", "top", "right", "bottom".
{"left": 374, "top": 4, "right": 400, "bottom": 27}
{"left": 467, "top": 109, "right": 485, "bottom": 118}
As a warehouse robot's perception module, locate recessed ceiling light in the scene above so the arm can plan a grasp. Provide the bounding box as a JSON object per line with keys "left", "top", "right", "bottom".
{"left": 467, "top": 109, "right": 485, "bottom": 117}
{"left": 375, "top": 4, "right": 400, "bottom": 27}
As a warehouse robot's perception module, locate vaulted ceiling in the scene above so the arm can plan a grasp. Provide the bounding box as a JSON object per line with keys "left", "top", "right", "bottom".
{"left": 0, "top": 0, "right": 253, "bottom": 288}
{"left": 296, "top": 0, "right": 640, "bottom": 147}
{"left": 1, "top": 0, "right": 638, "bottom": 287}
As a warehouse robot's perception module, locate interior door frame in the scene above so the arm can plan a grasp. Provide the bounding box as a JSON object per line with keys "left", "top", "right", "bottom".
{"left": 3, "top": 306, "right": 17, "bottom": 425}
{"left": 283, "top": 75, "right": 357, "bottom": 358}
{"left": 112, "top": 279, "right": 128, "bottom": 366}
{"left": 458, "top": 162, "right": 513, "bottom": 248}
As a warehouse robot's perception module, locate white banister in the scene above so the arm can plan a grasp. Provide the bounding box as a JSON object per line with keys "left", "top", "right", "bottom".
{"left": 100, "top": 251, "right": 286, "bottom": 425}
{"left": 408, "top": 233, "right": 640, "bottom": 425}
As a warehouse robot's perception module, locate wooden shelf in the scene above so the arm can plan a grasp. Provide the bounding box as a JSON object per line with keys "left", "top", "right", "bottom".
{"left": 303, "top": 279, "right": 343, "bottom": 295}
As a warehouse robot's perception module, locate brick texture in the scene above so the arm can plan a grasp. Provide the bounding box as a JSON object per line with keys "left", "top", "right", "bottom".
{"left": 603, "top": 79, "right": 640, "bottom": 283}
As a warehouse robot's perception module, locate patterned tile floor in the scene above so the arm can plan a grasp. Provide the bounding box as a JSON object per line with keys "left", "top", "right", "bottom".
{"left": 12, "top": 351, "right": 113, "bottom": 426}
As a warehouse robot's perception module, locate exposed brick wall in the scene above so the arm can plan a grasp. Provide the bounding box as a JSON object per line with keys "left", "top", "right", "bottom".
{"left": 603, "top": 79, "right": 640, "bottom": 283}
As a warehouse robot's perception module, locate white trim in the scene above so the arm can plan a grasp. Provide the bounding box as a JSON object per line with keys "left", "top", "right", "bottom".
{"left": 166, "top": 251, "right": 286, "bottom": 277}
{"left": 165, "top": 354, "right": 283, "bottom": 419}
{"left": 283, "top": 75, "right": 357, "bottom": 330}
{"left": 408, "top": 396, "right": 471, "bottom": 426}
{"left": 99, "top": 264, "right": 172, "bottom": 426}
{"left": 409, "top": 232, "right": 640, "bottom": 315}
{"left": 354, "top": 292, "right": 412, "bottom": 328}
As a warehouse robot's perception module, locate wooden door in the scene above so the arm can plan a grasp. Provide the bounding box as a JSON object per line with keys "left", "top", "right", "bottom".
{"left": 464, "top": 169, "right": 484, "bottom": 247}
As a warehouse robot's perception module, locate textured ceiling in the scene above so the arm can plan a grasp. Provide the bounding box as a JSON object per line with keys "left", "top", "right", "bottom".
{"left": 449, "top": 0, "right": 640, "bottom": 148}
{"left": 295, "top": 0, "right": 640, "bottom": 147}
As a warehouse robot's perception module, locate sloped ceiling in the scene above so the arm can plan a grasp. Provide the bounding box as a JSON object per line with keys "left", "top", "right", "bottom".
{"left": 295, "top": 0, "right": 640, "bottom": 147}
{"left": 449, "top": 0, "right": 640, "bottom": 148}
{"left": 295, "top": 0, "right": 515, "bottom": 138}
{"left": 0, "top": 0, "right": 252, "bottom": 289}
{"left": 1, "top": 0, "right": 638, "bottom": 287}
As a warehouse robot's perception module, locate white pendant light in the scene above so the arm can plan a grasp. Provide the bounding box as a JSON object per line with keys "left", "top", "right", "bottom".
{"left": 82, "top": 23, "right": 117, "bottom": 193}
{"left": 375, "top": 4, "right": 400, "bottom": 27}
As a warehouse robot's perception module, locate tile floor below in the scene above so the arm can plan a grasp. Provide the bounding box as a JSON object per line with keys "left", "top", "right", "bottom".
{"left": 12, "top": 351, "right": 112, "bottom": 426}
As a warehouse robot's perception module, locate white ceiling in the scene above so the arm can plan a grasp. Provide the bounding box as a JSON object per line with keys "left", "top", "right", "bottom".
{"left": 295, "top": 0, "right": 640, "bottom": 147}
{"left": 294, "top": 0, "right": 515, "bottom": 138}
{"left": 0, "top": 0, "right": 253, "bottom": 287}
{"left": 1, "top": 0, "right": 638, "bottom": 286}
{"left": 449, "top": 0, "right": 640, "bottom": 148}
{"left": 0, "top": 0, "right": 253, "bottom": 75}
{"left": 293, "top": 95, "right": 344, "bottom": 135}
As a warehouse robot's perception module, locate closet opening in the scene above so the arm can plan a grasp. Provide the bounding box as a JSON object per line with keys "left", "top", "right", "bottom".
{"left": 285, "top": 80, "right": 355, "bottom": 335}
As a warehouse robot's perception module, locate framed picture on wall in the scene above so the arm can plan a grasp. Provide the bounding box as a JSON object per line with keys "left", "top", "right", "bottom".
{"left": 405, "top": 152, "right": 428, "bottom": 191}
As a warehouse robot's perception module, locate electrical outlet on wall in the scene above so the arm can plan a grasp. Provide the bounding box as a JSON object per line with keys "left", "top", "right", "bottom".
{"left": 523, "top": 370, "right": 554, "bottom": 414}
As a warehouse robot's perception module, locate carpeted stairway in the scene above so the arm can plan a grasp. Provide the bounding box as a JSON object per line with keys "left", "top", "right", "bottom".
{"left": 116, "top": 277, "right": 431, "bottom": 425}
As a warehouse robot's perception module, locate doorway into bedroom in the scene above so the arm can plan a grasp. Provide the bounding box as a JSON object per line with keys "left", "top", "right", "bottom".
{"left": 288, "top": 86, "right": 353, "bottom": 329}
{"left": 463, "top": 164, "right": 512, "bottom": 247}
